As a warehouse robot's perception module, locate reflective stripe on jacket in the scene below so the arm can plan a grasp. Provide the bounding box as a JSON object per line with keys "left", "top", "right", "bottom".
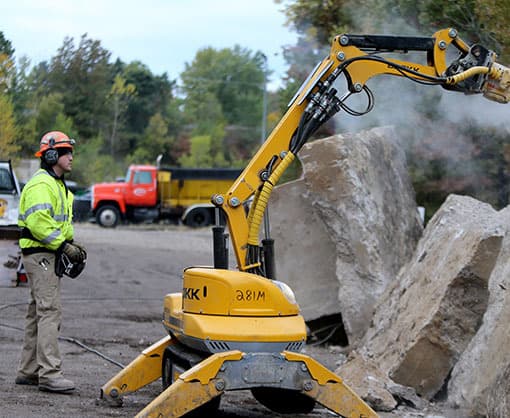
{"left": 18, "top": 169, "right": 74, "bottom": 251}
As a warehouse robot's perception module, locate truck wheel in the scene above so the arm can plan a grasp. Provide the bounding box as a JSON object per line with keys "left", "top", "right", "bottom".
{"left": 186, "top": 208, "right": 211, "bottom": 228}
{"left": 96, "top": 205, "right": 120, "bottom": 228}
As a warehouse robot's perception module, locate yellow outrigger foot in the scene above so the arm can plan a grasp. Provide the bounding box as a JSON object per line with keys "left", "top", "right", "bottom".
{"left": 135, "top": 351, "right": 242, "bottom": 417}
{"left": 104, "top": 345, "right": 378, "bottom": 418}
{"left": 100, "top": 335, "right": 172, "bottom": 405}
{"left": 284, "top": 351, "right": 378, "bottom": 418}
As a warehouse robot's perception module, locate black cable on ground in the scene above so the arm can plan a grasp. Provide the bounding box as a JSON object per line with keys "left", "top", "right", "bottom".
{"left": 58, "top": 335, "right": 125, "bottom": 369}
{"left": 0, "top": 302, "right": 29, "bottom": 311}
{"left": 0, "top": 321, "right": 125, "bottom": 369}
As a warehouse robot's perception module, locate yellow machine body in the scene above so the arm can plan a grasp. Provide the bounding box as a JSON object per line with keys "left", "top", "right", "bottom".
{"left": 162, "top": 267, "right": 306, "bottom": 353}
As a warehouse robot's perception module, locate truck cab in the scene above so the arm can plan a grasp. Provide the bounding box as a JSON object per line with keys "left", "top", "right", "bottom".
{"left": 91, "top": 165, "right": 158, "bottom": 227}
{"left": 123, "top": 165, "right": 158, "bottom": 207}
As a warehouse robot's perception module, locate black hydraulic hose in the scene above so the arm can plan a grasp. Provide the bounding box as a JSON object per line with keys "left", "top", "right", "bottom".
{"left": 289, "top": 121, "right": 304, "bottom": 153}
{"left": 291, "top": 53, "right": 445, "bottom": 155}
{"left": 339, "top": 54, "right": 446, "bottom": 84}
{"left": 290, "top": 117, "right": 312, "bottom": 154}
{"left": 262, "top": 238, "right": 275, "bottom": 280}
{"left": 298, "top": 116, "right": 323, "bottom": 148}
{"left": 339, "top": 86, "right": 374, "bottom": 117}
{"left": 246, "top": 244, "right": 263, "bottom": 275}
{"left": 290, "top": 109, "right": 313, "bottom": 153}
{"left": 265, "top": 155, "right": 278, "bottom": 174}
{"left": 212, "top": 225, "right": 228, "bottom": 269}
{"left": 308, "top": 323, "right": 342, "bottom": 346}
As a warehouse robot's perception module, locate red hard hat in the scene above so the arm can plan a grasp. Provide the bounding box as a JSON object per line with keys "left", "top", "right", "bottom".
{"left": 35, "top": 131, "right": 75, "bottom": 157}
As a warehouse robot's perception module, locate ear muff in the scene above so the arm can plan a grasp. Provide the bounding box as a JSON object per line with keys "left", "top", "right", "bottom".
{"left": 43, "top": 137, "right": 59, "bottom": 165}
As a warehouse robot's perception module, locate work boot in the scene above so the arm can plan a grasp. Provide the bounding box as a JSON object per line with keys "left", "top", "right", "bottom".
{"left": 38, "top": 377, "right": 75, "bottom": 393}
{"left": 15, "top": 374, "right": 39, "bottom": 386}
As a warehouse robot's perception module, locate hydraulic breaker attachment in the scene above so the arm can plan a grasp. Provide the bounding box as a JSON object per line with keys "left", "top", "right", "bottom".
{"left": 100, "top": 335, "right": 172, "bottom": 405}
{"left": 134, "top": 349, "right": 378, "bottom": 418}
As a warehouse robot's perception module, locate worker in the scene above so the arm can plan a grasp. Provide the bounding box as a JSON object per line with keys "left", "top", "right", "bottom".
{"left": 15, "top": 131, "right": 86, "bottom": 393}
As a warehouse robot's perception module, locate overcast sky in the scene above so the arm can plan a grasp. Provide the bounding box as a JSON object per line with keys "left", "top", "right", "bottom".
{"left": 1, "top": 0, "right": 298, "bottom": 90}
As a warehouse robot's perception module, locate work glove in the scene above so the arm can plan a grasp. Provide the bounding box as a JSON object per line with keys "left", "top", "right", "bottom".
{"left": 62, "top": 242, "right": 86, "bottom": 264}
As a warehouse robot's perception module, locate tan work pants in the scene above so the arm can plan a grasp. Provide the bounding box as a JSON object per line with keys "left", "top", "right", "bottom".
{"left": 18, "top": 252, "right": 63, "bottom": 381}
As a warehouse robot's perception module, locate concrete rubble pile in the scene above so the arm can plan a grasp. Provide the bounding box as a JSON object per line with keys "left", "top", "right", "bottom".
{"left": 271, "top": 126, "right": 510, "bottom": 416}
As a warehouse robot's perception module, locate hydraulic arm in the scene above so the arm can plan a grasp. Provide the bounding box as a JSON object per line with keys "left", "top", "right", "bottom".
{"left": 211, "top": 28, "right": 510, "bottom": 275}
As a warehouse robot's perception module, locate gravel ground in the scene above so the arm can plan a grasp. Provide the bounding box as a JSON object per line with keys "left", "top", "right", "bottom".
{"left": 0, "top": 223, "right": 466, "bottom": 418}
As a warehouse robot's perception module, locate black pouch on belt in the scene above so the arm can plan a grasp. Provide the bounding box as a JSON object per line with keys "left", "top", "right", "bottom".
{"left": 54, "top": 247, "right": 66, "bottom": 277}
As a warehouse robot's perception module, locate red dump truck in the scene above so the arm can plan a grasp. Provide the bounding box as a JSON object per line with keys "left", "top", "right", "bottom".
{"left": 91, "top": 164, "right": 242, "bottom": 228}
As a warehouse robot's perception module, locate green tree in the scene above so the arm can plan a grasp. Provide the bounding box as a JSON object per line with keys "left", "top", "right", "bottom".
{"left": 182, "top": 46, "right": 266, "bottom": 127}
{"left": 178, "top": 135, "right": 213, "bottom": 167}
{"left": 277, "top": 0, "right": 353, "bottom": 44}
{"left": 179, "top": 135, "right": 232, "bottom": 168}
{"left": 11, "top": 56, "right": 33, "bottom": 115}
{"left": 6, "top": 54, "right": 39, "bottom": 155}
{"left": 475, "top": 0, "right": 510, "bottom": 60}
{"left": 17, "top": 117, "right": 37, "bottom": 158}
{"left": 187, "top": 91, "right": 226, "bottom": 160}
{"left": 0, "top": 32, "right": 14, "bottom": 57}
{"left": 11, "top": 62, "right": 54, "bottom": 157}
{"left": 107, "top": 74, "right": 136, "bottom": 157}
{"left": 0, "top": 93, "right": 19, "bottom": 158}
{"left": 121, "top": 61, "right": 174, "bottom": 156}
{"left": 0, "top": 32, "right": 16, "bottom": 93}
{"left": 181, "top": 46, "right": 267, "bottom": 160}
{"left": 129, "top": 112, "right": 174, "bottom": 164}
{"left": 48, "top": 34, "right": 113, "bottom": 138}
{"left": 159, "top": 95, "right": 191, "bottom": 165}
{"left": 35, "top": 93, "right": 69, "bottom": 133}
{"left": 71, "top": 134, "right": 120, "bottom": 185}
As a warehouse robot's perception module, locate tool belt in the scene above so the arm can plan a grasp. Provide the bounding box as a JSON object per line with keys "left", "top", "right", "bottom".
{"left": 20, "top": 228, "right": 54, "bottom": 255}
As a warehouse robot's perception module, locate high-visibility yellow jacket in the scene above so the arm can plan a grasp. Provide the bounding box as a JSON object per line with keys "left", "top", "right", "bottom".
{"left": 18, "top": 169, "right": 74, "bottom": 253}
